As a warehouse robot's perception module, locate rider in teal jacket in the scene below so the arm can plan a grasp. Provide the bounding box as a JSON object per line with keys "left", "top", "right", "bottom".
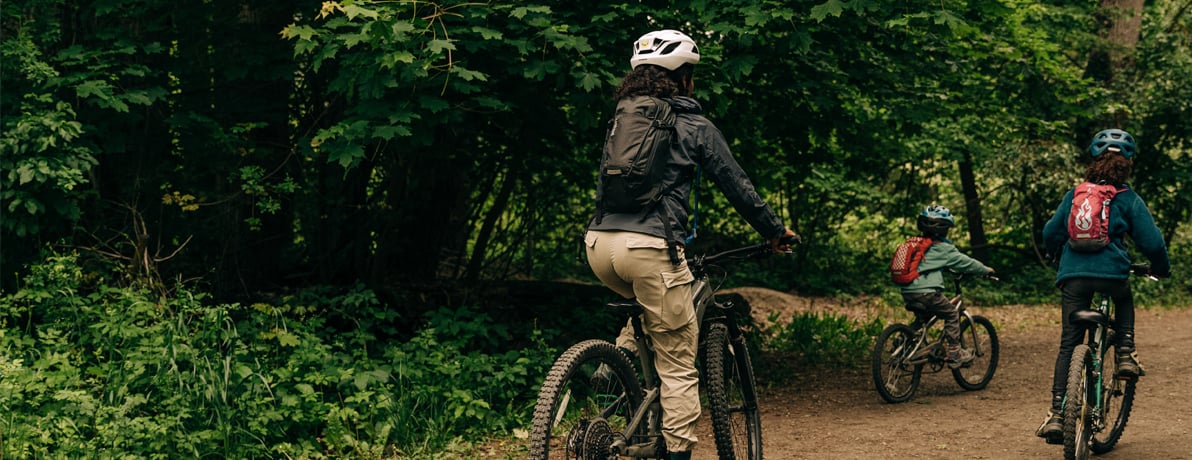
{"left": 1035, "top": 128, "right": 1171, "bottom": 443}
{"left": 1043, "top": 185, "right": 1170, "bottom": 282}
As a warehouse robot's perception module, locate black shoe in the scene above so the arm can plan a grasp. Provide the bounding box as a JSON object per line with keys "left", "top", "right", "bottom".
{"left": 669, "top": 452, "right": 692, "bottom": 460}
{"left": 1035, "top": 411, "right": 1063, "bottom": 443}
{"left": 1116, "top": 352, "right": 1141, "bottom": 378}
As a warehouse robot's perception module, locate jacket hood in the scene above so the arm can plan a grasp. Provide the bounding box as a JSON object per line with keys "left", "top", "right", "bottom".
{"left": 667, "top": 96, "right": 703, "bottom": 114}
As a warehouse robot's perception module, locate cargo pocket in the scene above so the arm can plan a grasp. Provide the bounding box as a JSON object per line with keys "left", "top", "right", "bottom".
{"left": 624, "top": 236, "right": 668, "bottom": 250}
{"left": 658, "top": 266, "right": 696, "bottom": 331}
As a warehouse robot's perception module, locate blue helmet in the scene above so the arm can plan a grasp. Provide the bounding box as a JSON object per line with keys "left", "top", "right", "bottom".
{"left": 917, "top": 205, "right": 955, "bottom": 237}
{"left": 1088, "top": 129, "right": 1136, "bottom": 159}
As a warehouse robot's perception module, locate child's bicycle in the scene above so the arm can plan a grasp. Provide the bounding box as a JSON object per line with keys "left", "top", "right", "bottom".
{"left": 1057, "top": 263, "right": 1155, "bottom": 460}
{"left": 871, "top": 271, "right": 1000, "bottom": 403}
{"left": 528, "top": 239, "right": 794, "bottom": 459}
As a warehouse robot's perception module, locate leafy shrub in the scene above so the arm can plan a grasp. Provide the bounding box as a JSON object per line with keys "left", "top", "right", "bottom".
{"left": 763, "top": 311, "right": 885, "bottom": 370}
{"left": 0, "top": 251, "right": 558, "bottom": 458}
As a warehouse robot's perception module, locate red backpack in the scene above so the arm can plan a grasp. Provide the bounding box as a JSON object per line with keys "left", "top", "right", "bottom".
{"left": 890, "top": 236, "right": 935, "bottom": 285}
{"left": 1067, "top": 182, "right": 1119, "bottom": 252}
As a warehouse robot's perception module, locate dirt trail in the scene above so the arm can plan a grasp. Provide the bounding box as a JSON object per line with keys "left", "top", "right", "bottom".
{"left": 691, "top": 289, "right": 1192, "bottom": 460}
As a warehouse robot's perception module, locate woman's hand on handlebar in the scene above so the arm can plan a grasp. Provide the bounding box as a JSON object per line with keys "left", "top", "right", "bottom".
{"left": 771, "top": 228, "right": 800, "bottom": 254}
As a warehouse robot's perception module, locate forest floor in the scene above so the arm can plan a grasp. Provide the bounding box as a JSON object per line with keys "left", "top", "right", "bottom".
{"left": 683, "top": 287, "right": 1192, "bottom": 460}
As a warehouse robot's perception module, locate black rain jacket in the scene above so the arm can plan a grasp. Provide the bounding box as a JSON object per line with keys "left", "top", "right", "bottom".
{"left": 588, "top": 96, "right": 785, "bottom": 247}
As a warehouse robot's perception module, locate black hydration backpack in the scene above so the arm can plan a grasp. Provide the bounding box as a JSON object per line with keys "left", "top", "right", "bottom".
{"left": 597, "top": 96, "right": 676, "bottom": 215}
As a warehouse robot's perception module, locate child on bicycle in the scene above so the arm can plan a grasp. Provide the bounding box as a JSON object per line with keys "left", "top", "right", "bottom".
{"left": 1035, "top": 128, "right": 1171, "bottom": 443}
{"left": 896, "top": 205, "right": 995, "bottom": 368}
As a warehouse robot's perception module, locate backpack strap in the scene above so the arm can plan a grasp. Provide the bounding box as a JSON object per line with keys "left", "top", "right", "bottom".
{"left": 684, "top": 166, "right": 702, "bottom": 246}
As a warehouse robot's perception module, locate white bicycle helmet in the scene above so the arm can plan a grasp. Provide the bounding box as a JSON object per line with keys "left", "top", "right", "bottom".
{"left": 629, "top": 29, "right": 700, "bottom": 70}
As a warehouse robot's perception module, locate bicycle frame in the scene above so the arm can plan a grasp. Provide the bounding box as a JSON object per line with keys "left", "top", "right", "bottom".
{"left": 1069, "top": 295, "right": 1115, "bottom": 434}
{"left": 606, "top": 242, "right": 771, "bottom": 458}
{"left": 606, "top": 311, "right": 664, "bottom": 457}
{"left": 1060, "top": 263, "right": 1154, "bottom": 458}
{"left": 872, "top": 271, "right": 1000, "bottom": 404}
{"left": 900, "top": 278, "right": 982, "bottom": 368}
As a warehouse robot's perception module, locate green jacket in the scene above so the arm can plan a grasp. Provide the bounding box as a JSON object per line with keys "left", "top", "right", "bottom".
{"left": 899, "top": 239, "right": 993, "bottom": 294}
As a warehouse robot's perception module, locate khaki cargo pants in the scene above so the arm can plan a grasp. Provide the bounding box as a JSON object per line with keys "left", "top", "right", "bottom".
{"left": 584, "top": 230, "right": 699, "bottom": 453}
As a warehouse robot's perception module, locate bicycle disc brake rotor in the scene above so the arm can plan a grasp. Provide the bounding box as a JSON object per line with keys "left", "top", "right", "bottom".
{"left": 565, "top": 417, "right": 615, "bottom": 460}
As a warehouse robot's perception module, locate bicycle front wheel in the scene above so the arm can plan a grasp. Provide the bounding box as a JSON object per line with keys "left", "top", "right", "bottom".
{"left": 1091, "top": 343, "right": 1136, "bottom": 454}
{"left": 1063, "top": 344, "right": 1094, "bottom": 460}
{"left": 952, "top": 315, "right": 999, "bottom": 390}
{"left": 871, "top": 323, "right": 922, "bottom": 403}
{"left": 528, "top": 339, "right": 644, "bottom": 459}
{"left": 702, "top": 322, "right": 763, "bottom": 460}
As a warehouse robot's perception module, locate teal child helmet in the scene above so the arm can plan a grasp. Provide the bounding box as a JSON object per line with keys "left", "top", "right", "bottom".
{"left": 1088, "top": 129, "right": 1136, "bottom": 159}
{"left": 917, "top": 205, "right": 955, "bottom": 238}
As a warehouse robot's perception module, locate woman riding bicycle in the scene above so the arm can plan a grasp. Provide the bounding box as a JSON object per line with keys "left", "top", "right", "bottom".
{"left": 584, "top": 29, "right": 796, "bottom": 460}
{"left": 1035, "top": 128, "right": 1171, "bottom": 442}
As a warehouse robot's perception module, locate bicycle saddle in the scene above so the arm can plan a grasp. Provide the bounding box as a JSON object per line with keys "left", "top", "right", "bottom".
{"left": 606, "top": 299, "right": 644, "bottom": 316}
{"left": 1069, "top": 309, "right": 1109, "bottom": 327}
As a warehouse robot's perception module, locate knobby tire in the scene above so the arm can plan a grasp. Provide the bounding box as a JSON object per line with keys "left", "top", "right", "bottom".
{"left": 528, "top": 339, "right": 644, "bottom": 459}
{"left": 1090, "top": 344, "right": 1136, "bottom": 454}
{"left": 1063, "top": 344, "right": 1094, "bottom": 460}
{"left": 702, "top": 322, "right": 763, "bottom": 460}
{"left": 871, "top": 323, "right": 922, "bottom": 403}
{"left": 951, "top": 315, "right": 999, "bottom": 390}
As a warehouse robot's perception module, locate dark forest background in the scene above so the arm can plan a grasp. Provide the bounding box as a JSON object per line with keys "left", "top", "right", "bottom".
{"left": 2, "top": 0, "right": 1190, "bottom": 457}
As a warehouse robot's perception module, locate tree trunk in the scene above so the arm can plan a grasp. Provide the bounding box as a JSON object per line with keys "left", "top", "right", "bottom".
{"left": 958, "top": 150, "right": 989, "bottom": 262}
{"left": 1085, "top": 0, "right": 1144, "bottom": 84}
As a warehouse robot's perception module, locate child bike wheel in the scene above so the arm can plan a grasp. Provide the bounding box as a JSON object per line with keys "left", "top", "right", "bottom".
{"left": 951, "top": 315, "right": 999, "bottom": 390}
{"left": 528, "top": 339, "right": 644, "bottom": 460}
{"left": 1063, "top": 344, "right": 1095, "bottom": 460}
{"left": 702, "top": 322, "right": 763, "bottom": 460}
{"left": 1090, "top": 344, "right": 1136, "bottom": 454}
{"left": 871, "top": 323, "right": 922, "bottom": 403}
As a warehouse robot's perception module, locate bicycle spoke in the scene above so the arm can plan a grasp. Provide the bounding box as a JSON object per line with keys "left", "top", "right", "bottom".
{"left": 872, "top": 324, "right": 921, "bottom": 403}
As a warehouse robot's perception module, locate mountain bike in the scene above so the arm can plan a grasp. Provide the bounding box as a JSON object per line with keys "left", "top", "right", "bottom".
{"left": 1060, "top": 264, "right": 1156, "bottom": 460}
{"left": 528, "top": 239, "right": 793, "bottom": 459}
{"left": 871, "top": 272, "right": 1000, "bottom": 403}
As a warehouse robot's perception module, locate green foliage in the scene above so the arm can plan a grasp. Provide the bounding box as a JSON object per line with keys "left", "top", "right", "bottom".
{"left": 0, "top": 251, "right": 558, "bottom": 458}
{"left": 0, "top": 93, "right": 97, "bottom": 238}
{"left": 763, "top": 311, "right": 885, "bottom": 369}
{"left": 389, "top": 307, "right": 557, "bottom": 455}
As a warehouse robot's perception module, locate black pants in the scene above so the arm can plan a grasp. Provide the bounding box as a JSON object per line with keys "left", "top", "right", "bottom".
{"left": 1049, "top": 278, "right": 1135, "bottom": 396}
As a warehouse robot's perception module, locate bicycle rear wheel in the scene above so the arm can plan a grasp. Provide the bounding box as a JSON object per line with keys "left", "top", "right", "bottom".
{"left": 1063, "top": 344, "right": 1094, "bottom": 460}
{"left": 871, "top": 323, "right": 922, "bottom": 403}
{"left": 951, "top": 315, "right": 999, "bottom": 390}
{"left": 529, "top": 339, "right": 644, "bottom": 459}
{"left": 1091, "top": 343, "right": 1136, "bottom": 454}
{"left": 702, "top": 322, "right": 763, "bottom": 460}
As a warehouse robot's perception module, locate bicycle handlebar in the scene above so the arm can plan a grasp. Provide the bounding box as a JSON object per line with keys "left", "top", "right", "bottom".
{"left": 1131, "top": 263, "right": 1160, "bottom": 281}
{"left": 688, "top": 236, "right": 800, "bottom": 269}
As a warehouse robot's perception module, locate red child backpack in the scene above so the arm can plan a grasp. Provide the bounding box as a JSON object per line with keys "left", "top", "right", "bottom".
{"left": 890, "top": 236, "right": 935, "bottom": 285}
{"left": 1067, "top": 181, "right": 1120, "bottom": 252}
